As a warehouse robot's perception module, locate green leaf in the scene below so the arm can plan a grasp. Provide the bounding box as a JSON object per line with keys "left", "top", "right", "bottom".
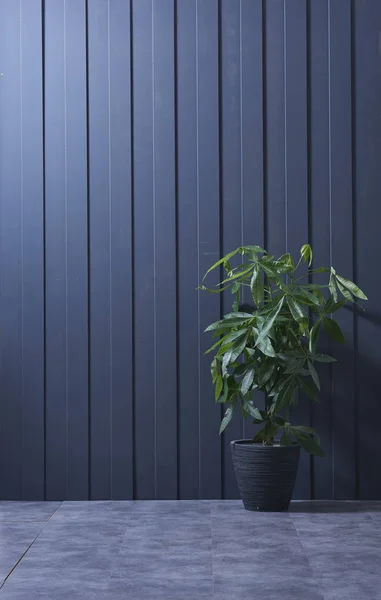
{"left": 300, "top": 244, "right": 313, "bottom": 266}
{"left": 240, "top": 368, "right": 255, "bottom": 396}
{"left": 289, "top": 425, "right": 321, "bottom": 445}
{"left": 308, "top": 360, "right": 320, "bottom": 391}
{"left": 202, "top": 248, "right": 241, "bottom": 281}
{"left": 280, "top": 429, "right": 293, "bottom": 446}
{"left": 329, "top": 273, "right": 338, "bottom": 302}
{"left": 335, "top": 274, "right": 368, "bottom": 300}
{"left": 231, "top": 281, "right": 240, "bottom": 294}
{"left": 253, "top": 329, "right": 276, "bottom": 357}
{"left": 324, "top": 296, "right": 346, "bottom": 314}
{"left": 258, "top": 361, "right": 275, "bottom": 388}
{"left": 324, "top": 317, "right": 345, "bottom": 344}
{"left": 309, "top": 266, "right": 330, "bottom": 273}
{"left": 210, "top": 358, "right": 219, "bottom": 383}
{"left": 312, "top": 353, "right": 337, "bottom": 363}
{"left": 251, "top": 265, "right": 265, "bottom": 306}
{"left": 255, "top": 296, "right": 285, "bottom": 347}
{"left": 287, "top": 297, "right": 305, "bottom": 322}
{"left": 242, "top": 400, "right": 262, "bottom": 421}
{"left": 309, "top": 320, "right": 321, "bottom": 353}
{"left": 274, "top": 376, "right": 296, "bottom": 412}
{"left": 336, "top": 280, "right": 354, "bottom": 302}
{"left": 219, "top": 404, "right": 235, "bottom": 434}
{"left": 230, "top": 332, "right": 249, "bottom": 362}
{"left": 242, "top": 245, "right": 266, "bottom": 255}
{"left": 217, "top": 265, "right": 254, "bottom": 286}
{"left": 222, "top": 348, "right": 234, "bottom": 376}
{"left": 292, "top": 431, "right": 325, "bottom": 457}
{"left": 215, "top": 376, "right": 223, "bottom": 401}
{"left": 197, "top": 284, "right": 231, "bottom": 294}
{"left": 223, "top": 312, "right": 254, "bottom": 320}
{"left": 297, "top": 375, "right": 318, "bottom": 401}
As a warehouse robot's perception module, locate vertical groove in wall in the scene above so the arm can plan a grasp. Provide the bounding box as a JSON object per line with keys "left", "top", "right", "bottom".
{"left": 217, "top": 0, "right": 224, "bottom": 495}
{"left": 283, "top": 0, "right": 288, "bottom": 253}
{"left": 85, "top": 0, "right": 91, "bottom": 500}
{"left": 306, "top": 0, "right": 314, "bottom": 499}
{"left": 41, "top": 0, "right": 47, "bottom": 501}
{"left": 107, "top": 0, "right": 113, "bottom": 499}
{"left": 129, "top": 0, "right": 136, "bottom": 500}
{"left": 151, "top": 0, "right": 157, "bottom": 499}
{"left": 262, "top": 0, "right": 268, "bottom": 250}
{"left": 19, "top": 0, "right": 24, "bottom": 498}
{"left": 173, "top": 0, "right": 180, "bottom": 500}
{"left": 63, "top": 0, "right": 68, "bottom": 500}
{"left": 195, "top": 0, "right": 201, "bottom": 498}
{"left": 350, "top": 0, "right": 358, "bottom": 500}
{"left": 327, "top": 0, "right": 334, "bottom": 497}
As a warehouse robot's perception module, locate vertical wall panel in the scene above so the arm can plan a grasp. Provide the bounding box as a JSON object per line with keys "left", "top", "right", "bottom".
{"left": 309, "top": 0, "right": 333, "bottom": 500}
{"left": 197, "top": 0, "right": 222, "bottom": 499}
{"left": 153, "top": 0, "right": 178, "bottom": 500}
{"left": 132, "top": 0, "right": 156, "bottom": 500}
{"left": 108, "top": 0, "right": 134, "bottom": 500}
{"left": 88, "top": 0, "right": 133, "bottom": 499}
{"left": 240, "top": 0, "right": 265, "bottom": 445}
{"left": 1, "top": 0, "right": 381, "bottom": 501}
{"left": 220, "top": 0, "right": 243, "bottom": 499}
{"left": 177, "top": 0, "right": 199, "bottom": 499}
{"left": 328, "top": 0, "right": 356, "bottom": 500}
{"left": 354, "top": 0, "right": 381, "bottom": 500}
{"left": 20, "top": 0, "right": 45, "bottom": 499}
{"left": 265, "top": 0, "right": 285, "bottom": 257}
{"left": 88, "top": 0, "right": 112, "bottom": 499}
{"left": 45, "top": 0, "right": 89, "bottom": 500}
{"left": 284, "top": 0, "right": 310, "bottom": 500}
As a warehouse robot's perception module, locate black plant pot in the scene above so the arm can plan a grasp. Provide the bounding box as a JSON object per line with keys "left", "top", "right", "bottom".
{"left": 230, "top": 440, "right": 300, "bottom": 512}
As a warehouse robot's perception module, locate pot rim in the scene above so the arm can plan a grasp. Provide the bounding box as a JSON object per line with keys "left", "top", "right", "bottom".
{"left": 230, "top": 439, "right": 300, "bottom": 449}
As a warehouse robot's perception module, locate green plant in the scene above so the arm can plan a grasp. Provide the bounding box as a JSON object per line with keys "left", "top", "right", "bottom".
{"left": 199, "top": 244, "right": 367, "bottom": 456}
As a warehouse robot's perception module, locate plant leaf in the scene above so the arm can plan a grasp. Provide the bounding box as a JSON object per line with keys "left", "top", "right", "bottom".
{"left": 297, "top": 375, "right": 318, "bottom": 401}
{"left": 300, "top": 244, "right": 313, "bottom": 266}
{"left": 287, "top": 297, "right": 305, "bottom": 322}
{"left": 219, "top": 404, "right": 235, "bottom": 434}
{"left": 215, "top": 376, "right": 223, "bottom": 401}
{"left": 255, "top": 296, "right": 285, "bottom": 347}
{"left": 335, "top": 274, "right": 368, "bottom": 300}
{"left": 230, "top": 332, "right": 249, "bottom": 362}
{"left": 312, "top": 353, "right": 337, "bottom": 363}
{"left": 308, "top": 360, "right": 320, "bottom": 391}
{"left": 274, "top": 376, "right": 296, "bottom": 412}
{"left": 329, "top": 273, "right": 338, "bottom": 302}
{"left": 309, "top": 319, "right": 321, "bottom": 353}
{"left": 251, "top": 264, "right": 265, "bottom": 306}
{"left": 336, "top": 280, "right": 354, "bottom": 302}
{"left": 240, "top": 368, "right": 255, "bottom": 396}
{"left": 292, "top": 431, "right": 325, "bottom": 457}
{"left": 280, "top": 429, "right": 293, "bottom": 446}
{"left": 324, "top": 317, "right": 345, "bottom": 344}
{"left": 242, "top": 400, "right": 262, "bottom": 421}
{"left": 289, "top": 425, "right": 321, "bottom": 445}
{"left": 202, "top": 248, "right": 241, "bottom": 281}
{"left": 258, "top": 361, "right": 275, "bottom": 388}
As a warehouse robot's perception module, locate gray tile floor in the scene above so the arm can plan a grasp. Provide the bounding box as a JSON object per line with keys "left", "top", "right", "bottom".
{"left": 0, "top": 500, "right": 380, "bottom": 599}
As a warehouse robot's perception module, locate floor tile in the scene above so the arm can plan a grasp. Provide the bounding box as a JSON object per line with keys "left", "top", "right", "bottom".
{"left": 0, "top": 523, "right": 43, "bottom": 584}
{"left": 0, "top": 502, "right": 61, "bottom": 522}
{"left": 106, "top": 576, "right": 213, "bottom": 599}
{"left": 213, "top": 575, "right": 324, "bottom": 600}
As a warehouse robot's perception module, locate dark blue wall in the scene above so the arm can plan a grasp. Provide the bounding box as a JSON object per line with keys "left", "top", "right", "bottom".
{"left": 0, "top": 0, "right": 380, "bottom": 500}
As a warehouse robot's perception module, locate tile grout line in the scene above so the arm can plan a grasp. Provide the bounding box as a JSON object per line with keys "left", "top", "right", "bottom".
{"left": 288, "top": 513, "right": 325, "bottom": 600}
{"left": 0, "top": 504, "right": 63, "bottom": 589}
{"left": 0, "top": 528, "right": 44, "bottom": 590}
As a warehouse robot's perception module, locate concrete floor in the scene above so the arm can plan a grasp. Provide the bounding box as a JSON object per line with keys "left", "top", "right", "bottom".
{"left": 0, "top": 501, "right": 380, "bottom": 599}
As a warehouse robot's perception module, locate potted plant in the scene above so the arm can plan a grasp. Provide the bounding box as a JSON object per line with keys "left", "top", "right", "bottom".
{"left": 199, "top": 244, "right": 367, "bottom": 511}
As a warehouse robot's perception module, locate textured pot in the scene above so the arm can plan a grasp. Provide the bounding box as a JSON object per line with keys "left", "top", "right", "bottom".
{"left": 230, "top": 440, "right": 300, "bottom": 512}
